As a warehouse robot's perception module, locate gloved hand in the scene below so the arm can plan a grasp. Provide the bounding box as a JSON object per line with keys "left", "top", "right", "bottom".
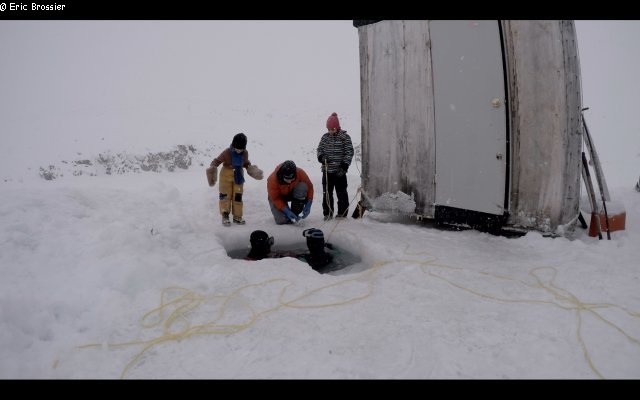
{"left": 283, "top": 207, "right": 300, "bottom": 222}
{"left": 206, "top": 165, "right": 218, "bottom": 187}
{"left": 336, "top": 163, "right": 349, "bottom": 177}
{"left": 246, "top": 164, "right": 264, "bottom": 180}
{"left": 302, "top": 200, "right": 312, "bottom": 218}
{"left": 318, "top": 155, "right": 327, "bottom": 164}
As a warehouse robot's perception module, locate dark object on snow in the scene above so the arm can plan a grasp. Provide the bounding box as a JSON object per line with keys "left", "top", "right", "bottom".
{"left": 245, "top": 228, "right": 333, "bottom": 271}
{"left": 246, "top": 230, "right": 274, "bottom": 260}
{"left": 352, "top": 200, "right": 366, "bottom": 219}
{"left": 301, "top": 228, "right": 332, "bottom": 270}
{"left": 578, "top": 212, "right": 588, "bottom": 229}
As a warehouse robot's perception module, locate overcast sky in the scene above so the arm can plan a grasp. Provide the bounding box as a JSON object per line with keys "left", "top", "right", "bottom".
{"left": 0, "top": 20, "right": 637, "bottom": 186}
{"left": 574, "top": 20, "right": 640, "bottom": 188}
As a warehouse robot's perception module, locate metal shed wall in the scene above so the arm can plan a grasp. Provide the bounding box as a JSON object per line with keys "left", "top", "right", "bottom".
{"left": 359, "top": 21, "right": 436, "bottom": 216}
{"left": 503, "top": 20, "right": 582, "bottom": 232}
{"left": 356, "top": 20, "right": 582, "bottom": 234}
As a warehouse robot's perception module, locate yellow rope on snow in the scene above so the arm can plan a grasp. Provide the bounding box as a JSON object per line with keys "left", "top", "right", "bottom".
{"left": 78, "top": 272, "right": 386, "bottom": 378}
{"left": 411, "top": 253, "right": 640, "bottom": 379}
{"left": 75, "top": 235, "right": 639, "bottom": 379}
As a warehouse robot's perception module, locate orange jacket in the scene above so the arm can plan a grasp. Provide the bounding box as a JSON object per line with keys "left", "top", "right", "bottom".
{"left": 267, "top": 164, "right": 314, "bottom": 211}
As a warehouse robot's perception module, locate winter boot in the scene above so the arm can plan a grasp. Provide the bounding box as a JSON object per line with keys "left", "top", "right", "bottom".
{"left": 336, "top": 209, "right": 349, "bottom": 219}
{"left": 222, "top": 212, "right": 231, "bottom": 226}
{"left": 233, "top": 216, "right": 246, "bottom": 225}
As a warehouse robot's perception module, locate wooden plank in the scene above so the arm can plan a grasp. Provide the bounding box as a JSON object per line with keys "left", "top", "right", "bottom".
{"left": 582, "top": 113, "right": 611, "bottom": 201}
{"left": 582, "top": 152, "right": 602, "bottom": 239}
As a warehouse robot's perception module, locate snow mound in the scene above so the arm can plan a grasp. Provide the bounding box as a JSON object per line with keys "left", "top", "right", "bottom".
{"left": 371, "top": 191, "right": 416, "bottom": 214}
{"left": 37, "top": 144, "right": 220, "bottom": 180}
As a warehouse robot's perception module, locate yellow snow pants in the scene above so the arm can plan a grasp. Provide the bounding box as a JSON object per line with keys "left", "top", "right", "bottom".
{"left": 218, "top": 167, "right": 243, "bottom": 218}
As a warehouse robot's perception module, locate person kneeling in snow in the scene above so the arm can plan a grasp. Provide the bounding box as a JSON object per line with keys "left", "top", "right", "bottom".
{"left": 245, "top": 228, "right": 334, "bottom": 271}
{"left": 267, "top": 160, "right": 314, "bottom": 224}
{"left": 207, "top": 133, "right": 264, "bottom": 226}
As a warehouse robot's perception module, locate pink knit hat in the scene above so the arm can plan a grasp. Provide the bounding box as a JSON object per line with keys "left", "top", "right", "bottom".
{"left": 326, "top": 112, "right": 341, "bottom": 131}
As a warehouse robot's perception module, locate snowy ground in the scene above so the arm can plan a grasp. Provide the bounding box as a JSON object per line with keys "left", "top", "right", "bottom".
{"left": 1, "top": 160, "right": 638, "bottom": 379}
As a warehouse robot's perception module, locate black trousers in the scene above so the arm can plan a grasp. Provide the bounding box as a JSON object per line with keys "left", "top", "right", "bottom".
{"left": 322, "top": 172, "right": 349, "bottom": 217}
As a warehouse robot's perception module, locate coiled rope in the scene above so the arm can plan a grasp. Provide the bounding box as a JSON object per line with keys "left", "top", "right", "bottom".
{"left": 76, "top": 230, "right": 639, "bottom": 379}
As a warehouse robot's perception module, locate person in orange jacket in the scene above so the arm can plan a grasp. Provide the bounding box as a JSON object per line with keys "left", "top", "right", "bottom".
{"left": 267, "top": 160, "right": 314, "bottom": 224}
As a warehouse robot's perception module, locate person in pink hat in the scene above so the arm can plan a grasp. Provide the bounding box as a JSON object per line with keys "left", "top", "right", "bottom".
{"left": 316, "top": 112, "right": 354, "bottom": 220}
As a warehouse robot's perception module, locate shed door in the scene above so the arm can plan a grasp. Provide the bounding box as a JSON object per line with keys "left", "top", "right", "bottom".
{"left": 431, "top": 20, "right": 507, "bottom": 216}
